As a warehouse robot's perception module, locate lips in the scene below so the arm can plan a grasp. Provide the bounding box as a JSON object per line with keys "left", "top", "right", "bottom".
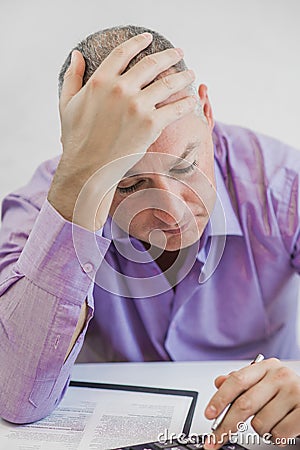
{"left": 161, "top": 222, "right": 189, "bottom": 235}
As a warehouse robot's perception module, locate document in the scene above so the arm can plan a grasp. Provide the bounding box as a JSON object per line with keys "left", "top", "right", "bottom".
{"left": 0, "top": 382, "right": 197, "bottom": 450}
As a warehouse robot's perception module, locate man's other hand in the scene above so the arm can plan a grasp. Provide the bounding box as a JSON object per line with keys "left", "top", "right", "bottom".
{"left": 204, "top": 358, "right": 300, "bottom": 449}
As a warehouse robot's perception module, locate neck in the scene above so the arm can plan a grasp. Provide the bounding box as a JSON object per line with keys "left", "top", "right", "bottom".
{"left": 142, "top": 243, "right": 193, "bottom": 291}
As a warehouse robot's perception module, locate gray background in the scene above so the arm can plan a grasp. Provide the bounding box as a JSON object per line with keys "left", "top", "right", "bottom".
{"left": 1, "top": 0, "right": 300, "bottom": 339}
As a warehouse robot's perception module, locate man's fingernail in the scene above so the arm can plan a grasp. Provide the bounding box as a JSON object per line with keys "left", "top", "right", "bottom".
{"left": 142, "top": 32, "right": 152, "bottom": 39}
{"left": 206, "top": 404, "right": 217, "bottom": 417}
{"left": 71, "top": 51, "right": 76, "bottom": 64}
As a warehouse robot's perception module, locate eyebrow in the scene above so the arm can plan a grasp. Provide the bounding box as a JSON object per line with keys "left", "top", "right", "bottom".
{"left": 123, "top": 140, "right": 201, "bottom": 178}
{"left": 173, "top": 140, "right": 201, "bottom": 165}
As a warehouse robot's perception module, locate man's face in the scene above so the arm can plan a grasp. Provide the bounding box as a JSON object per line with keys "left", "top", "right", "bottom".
{"left": 109, "top": 97, "right": 216, "bottom": 252}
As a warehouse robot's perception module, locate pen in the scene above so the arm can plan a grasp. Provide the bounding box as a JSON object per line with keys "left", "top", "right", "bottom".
{"left": 211, "top": 353, "right": 265, "bottom": 431}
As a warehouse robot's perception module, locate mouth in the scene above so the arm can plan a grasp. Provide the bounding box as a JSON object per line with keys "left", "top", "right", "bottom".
{"left": 161, "top": 222, "right": 189, "bottom": 235}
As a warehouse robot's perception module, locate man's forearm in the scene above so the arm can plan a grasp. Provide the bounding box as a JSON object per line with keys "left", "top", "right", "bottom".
{"left": 0, "top": 275, "right": 85, "bottom": 424}
{"left": 0, "top": 199, "right": 110, "bottom": 423}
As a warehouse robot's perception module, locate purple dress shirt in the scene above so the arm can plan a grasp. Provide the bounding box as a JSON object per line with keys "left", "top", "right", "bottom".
{"left": 0, "top": 122, "right": 300, "bottom": 423}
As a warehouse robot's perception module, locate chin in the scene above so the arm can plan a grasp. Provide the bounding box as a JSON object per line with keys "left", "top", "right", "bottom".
{"left": 133, "top": 217, "right": 207, "bottom": 251}
{"left": 150, "top": 230, "right": 202, "bottom": 252}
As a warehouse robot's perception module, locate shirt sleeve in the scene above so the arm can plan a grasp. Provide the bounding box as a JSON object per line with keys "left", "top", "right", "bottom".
{"left": 275, "top": 168, "right": 300, "bottom": 273}
{"left": 0, "top": 191, "right": 111, "bottom": 424}
{"left": 274, "top": 169, "right": 300, "bottom": 277}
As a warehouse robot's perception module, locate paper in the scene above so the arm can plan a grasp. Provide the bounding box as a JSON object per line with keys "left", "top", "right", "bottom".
{"left": 0, "top": 385, "right": 194, "bottom": 450}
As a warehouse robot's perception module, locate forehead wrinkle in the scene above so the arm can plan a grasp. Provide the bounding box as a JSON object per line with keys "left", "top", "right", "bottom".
{"left": 123, "top": 140, "right": 202, "bottom": 178}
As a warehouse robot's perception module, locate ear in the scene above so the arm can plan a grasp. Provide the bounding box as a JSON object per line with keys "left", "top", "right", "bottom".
{"left": 198, "top": 84, "right": 214, "bottom": 131}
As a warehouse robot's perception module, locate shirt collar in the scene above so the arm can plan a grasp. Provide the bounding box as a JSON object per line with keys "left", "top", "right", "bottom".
{"left": 195, "top": 158, "right": 243, "bottom": 265}
{"left": 209, "top": 158, "right": 243, "bottom": 237}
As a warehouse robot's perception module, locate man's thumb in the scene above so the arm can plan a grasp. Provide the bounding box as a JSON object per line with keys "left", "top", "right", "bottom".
{"left": 60, "top": 50, "right": 85, "bottom": 113}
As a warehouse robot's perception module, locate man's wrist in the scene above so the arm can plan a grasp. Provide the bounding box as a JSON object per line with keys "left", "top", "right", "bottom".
{"left": 47, "top": 181, "right": 80, "bottom": 223}
{"left": 48, "top": 152, "right": 134, "bottom": 229}
{"left": 48, "top": 169, "right": 117, "bottom": 230}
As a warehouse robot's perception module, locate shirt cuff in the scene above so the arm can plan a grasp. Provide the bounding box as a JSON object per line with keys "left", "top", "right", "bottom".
{"left": 17, "top": 200, "right": 111, "bottom": 303}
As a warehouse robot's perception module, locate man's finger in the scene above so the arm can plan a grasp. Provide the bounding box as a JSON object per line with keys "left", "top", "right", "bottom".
{"left": 155, "top": 95, "right": 197, "bottom": 129}
{"left": 139, "top": 69, "right": 195, "bottom": 106}
{"left": 123, "top": 47, "right": 184, "bottom": 89}
{"left": 270, "top": 408, "right": 300, "bottom": 442}
{"left": 96, "top": 32, "right": 153, "bottom": 76}
{"left": 251, "top": 390, "right": 296, "bottom": 437}
{"left": 214, "top": 371, "right": 238, "bottom": 388}
{"left": 205, "top": 359, "right": 276, "bottom": 419}
{"left": 60, "top": 50, "right": 85, "bottom": 113}
{"left": 204, "top": 378, "right": 279, "bottom": 450}
{"left": 214, "top": 375, "right": 228, "bottom": 389}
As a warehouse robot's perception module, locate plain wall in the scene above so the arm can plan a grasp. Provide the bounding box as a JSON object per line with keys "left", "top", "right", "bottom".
{"left": 1, "top": 0, "right": 300, "bottom": 341}
{"left": 1, "top": 0, "right": 300, "bottom": 203}
{"left": 0, "top": 0, "right": 300, "bottom": 200}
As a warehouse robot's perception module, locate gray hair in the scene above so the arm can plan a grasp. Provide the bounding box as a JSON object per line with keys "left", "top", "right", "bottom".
{"left": 58, "top": 24, "right": 205, "bottom": 119}
{"left": 58, "top": 25, "right": 187, "bottom": 96}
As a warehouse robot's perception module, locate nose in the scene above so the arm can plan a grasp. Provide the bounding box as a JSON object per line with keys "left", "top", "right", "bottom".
{"left": 150, "top": 177, "right": 185, "bottom": 226}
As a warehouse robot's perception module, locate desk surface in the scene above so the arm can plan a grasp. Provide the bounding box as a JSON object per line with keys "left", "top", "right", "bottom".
{"left": 71, "top": 360, "right": 300, "bottom": 435}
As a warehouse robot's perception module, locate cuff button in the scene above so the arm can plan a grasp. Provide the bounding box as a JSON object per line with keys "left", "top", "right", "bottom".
{"left": 82, "top": 262, "right": 94, "bottom": 273}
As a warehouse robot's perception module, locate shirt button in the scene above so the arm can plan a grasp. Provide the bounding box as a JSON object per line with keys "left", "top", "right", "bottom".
{"left": 82, "top": 262, "right": 94, "bottom": 273}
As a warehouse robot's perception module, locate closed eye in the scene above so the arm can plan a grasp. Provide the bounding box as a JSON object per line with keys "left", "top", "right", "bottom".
{"left": 171, "top": 160, "right": 198, "bottom": 174}
{"left": 117, "top": 160, "right": 198, "bottom": 195}
{"left": 117, "top": 180, "right": 145, "bottom": 194}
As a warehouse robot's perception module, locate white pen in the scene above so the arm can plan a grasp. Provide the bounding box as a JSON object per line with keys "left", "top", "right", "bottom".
{"left": 211, "top": 353, "right": 265, "bottom": 431}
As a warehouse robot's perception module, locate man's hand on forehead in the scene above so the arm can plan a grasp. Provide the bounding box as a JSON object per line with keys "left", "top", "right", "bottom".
{"left": 60, "top": 33, "right": 197, "bottom": 131}
{"left": 49, "top": 33, "right": 197, "bottom": 229}
{"left": 58, "top": 32, "right": 197, "bottom": 165}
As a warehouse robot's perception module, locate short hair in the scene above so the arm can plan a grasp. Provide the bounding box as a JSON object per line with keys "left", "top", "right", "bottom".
{"left": 58, "top": 25, "right": 187, "bottom": 97}
{"left": 58, "top": 25, "right": 206, "bottom": 120}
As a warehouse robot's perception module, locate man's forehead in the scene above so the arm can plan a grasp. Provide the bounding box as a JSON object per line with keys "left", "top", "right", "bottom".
{"left": 123, "top": 86, "right": 203, "bottom": 177}
{"left": 123, "top": 140, "right": 201, "bottom": 178}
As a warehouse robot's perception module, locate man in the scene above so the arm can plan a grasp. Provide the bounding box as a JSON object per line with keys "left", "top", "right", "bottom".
{"left": 0, "top": 25, "right": 300, "bottom": 445}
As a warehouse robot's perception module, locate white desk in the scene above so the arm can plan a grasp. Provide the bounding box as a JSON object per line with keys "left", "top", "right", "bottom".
{"left": 1, "top": 361, "right": 300, "bottom": 449}
{"left": 71, "top": 360, "right": 300, "bottom": 437}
